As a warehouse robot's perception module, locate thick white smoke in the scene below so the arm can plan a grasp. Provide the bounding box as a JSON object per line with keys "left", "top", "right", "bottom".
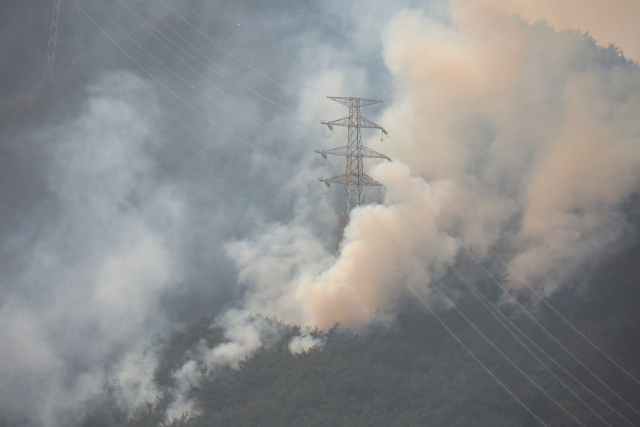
{"left": 380, "top": 2, "right": 640, "bottom": 292}
{"left": 0, "top": 71, "right": 183, "bottom": 426}
{"left": 228, "top": 163, "right": 461, "bottom": 329}
{"left": 159, "top": 0, "right": 640, "bottom": 421}
{"left": 228, "top": 0, "right": 640, "bottom": 328}
{"left": 5, "top": 0, "right": 634, "bottom": 424}
{"left": 477, "top": 0, "right": 640, "bottom": 61}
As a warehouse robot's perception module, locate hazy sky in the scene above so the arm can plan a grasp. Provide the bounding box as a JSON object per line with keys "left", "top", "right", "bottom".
{"left": 1, "top": 0, "right": 639, "bottom": 425}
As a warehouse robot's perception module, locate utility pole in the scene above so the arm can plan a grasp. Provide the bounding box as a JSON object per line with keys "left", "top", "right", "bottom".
{"left": 316, "top": 96, "right": 390, "bottom": 254}
{"left": 43, "top": 0, "right": 86, "bottom": 83}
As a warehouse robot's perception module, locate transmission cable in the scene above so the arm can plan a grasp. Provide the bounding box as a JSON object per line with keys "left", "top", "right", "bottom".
{"left": 363, "top": 198, "right": 639, "bottom": 425}
{"left": 430, "top": 280, "right": 586, "bottom": 426}
{"left": 471, "top": 249, "right": 640, "bottom": 418}
{"left": 377, "top": 207, "right": 606, "bottom": 425}
{"left": 373, "top": 120, "right": 640, "bottom": 419}
{"left": 89, "top": 0, "right": 307, "bottom": 158}
{"left": 122, "top": 7, "right": 636, "bottom": 413}
{"left": 404, "top": 279, "right": 549, "bottom": 427}
{"left": 487, "top": 247, "right": 640, "bottom": 388}
{"left": 575, "top": 277, "right": 640, "bottom": 335}
{"left": 379, "top": 189, "right": 636, "bottom": 425}
{"left": 134, "top": 0, "right": 307, "bottom": 120}
{"left": 459, "top": 259, "right": 639, "bottom": 426}
{"left": 117, "top": 0, "right": 311, "bottom": 152}
{"left": 85, "top": 2, "right": 637, "bottom": 422}
{"left": 369, "top": 122, "right": 640, "bottom": 419}
{"left": 143, "top": 0, "right": 297, "bottom": 96}
{"left": 80, "top": 1, "right": 295, "bottom": 170}
{"left": 451, "top": 265, "right": 625, "bottom": 427}
{"left": 352, "top": 136, "right": 640, "bottom": 423}
{"left": 360, "top": 207, "right": 581, "bottom": 426}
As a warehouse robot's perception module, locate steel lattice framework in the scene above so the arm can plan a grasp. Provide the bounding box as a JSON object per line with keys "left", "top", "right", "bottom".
{"left": 316, "top": 96, "right": 390, "bottom": 253}
{"left": 43, "top": 0, "right": 86, "bottom": 83}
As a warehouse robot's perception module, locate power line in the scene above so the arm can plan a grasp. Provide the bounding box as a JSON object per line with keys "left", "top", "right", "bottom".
{"left": 80, "top": 1, "right": 296, "bottom": 170}
{"left": 144, "top": 0, "right": 296, "bottom": 96}
{"left": 577, "top": 278, "right": 640, "bottom": 334}
{"left": 472, "top": 249, "right": 640, "bottom": 419}
{"left": 349, "top": 128, "right": 640, "bottom": 423}
{"left": 117, "top": 0, "right": 311, "bottom": 152}
{"left": 83, "top": 3, "right": 636, "bottom": 422}
{"left": 134, "top": 0, "right": 309, "bottom": 121}
{"left": 370, "top": 115, "right": 640, "bottom": 421}
{"left": 359, "top": 192, "right": 636, "bottom": 425}
{"left": 372, "top": 116, "right": 640, "bottom": 421}
{"left": 374, "top": 181, "right": 637, "bottom": 424}
{"left": 404, "top": 280, "right": 549, "bottom": 427}
{"left": 487, "top": 247, "right": 640, "bottom": 388}
{"left": 360, "top": 205, "right": 576, "bottom": 425}
{"left": 451, "top": 265, "right": 618, "bottom": 427}
{"left": 41, "top": 1, "right": 637, "bottom": 424}
{"left": 431, "top": 281, "right": 586, "bottom": 426}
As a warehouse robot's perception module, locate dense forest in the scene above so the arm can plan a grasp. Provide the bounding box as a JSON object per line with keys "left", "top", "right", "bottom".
{"left": 81, "top": 248, "right": 640, "bottom": 427}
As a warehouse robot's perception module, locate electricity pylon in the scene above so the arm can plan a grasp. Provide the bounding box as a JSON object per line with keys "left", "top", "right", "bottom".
{"left": 316, "top": 96, "right": 390, "bottom": 254}
{"left": 43, "top": 0, "right": 86, "bottom": 83}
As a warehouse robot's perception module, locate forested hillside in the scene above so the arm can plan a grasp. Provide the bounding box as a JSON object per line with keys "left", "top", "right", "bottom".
{"left": 82, "top": 249, "right": 640, "bottom": 427}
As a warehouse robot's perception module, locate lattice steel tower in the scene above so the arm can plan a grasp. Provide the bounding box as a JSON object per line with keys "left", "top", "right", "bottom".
{"left": 316, "top": 97, "right": 390, "bottom": 253}
{"left": 43, "top": 0, "right": 86, "bottom": 83}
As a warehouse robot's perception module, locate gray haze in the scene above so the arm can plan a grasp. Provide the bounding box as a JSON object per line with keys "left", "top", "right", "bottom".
{"left": 1, "top": 0, "right": 640, "bottom": 425}
{"left": 0, "top": 0, "right": 429, "bottom": 424}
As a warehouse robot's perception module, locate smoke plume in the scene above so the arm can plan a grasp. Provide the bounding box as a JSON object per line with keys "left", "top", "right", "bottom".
{"left": 2, "top": 0, "right": 640, "bottom": 425}
{"left": 227, "top": 0, "right": 640, "bottom": 334}
{"left": 478, "top": 0, "right": 640, "bottom": 61}
{"left": 379, "top": 1, "right": 640, "bottom": 292}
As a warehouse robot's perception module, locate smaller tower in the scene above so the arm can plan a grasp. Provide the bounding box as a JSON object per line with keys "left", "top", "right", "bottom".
{"left": 43, "top": 0, "right": 86, "bottom": 83}
{"left": 316, "top": 96, "right": 390, "bottom": 254}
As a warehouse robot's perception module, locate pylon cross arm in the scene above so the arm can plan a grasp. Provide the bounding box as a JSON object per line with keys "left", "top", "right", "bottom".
{"left": 315, "top": 146, "right": 391, "bottom": 161}
{"left": 319, "top": 173, "right": 384, "bottom": 187}
{"left": 327, "top": 96, "right": 382, "bottom": 108}
{"left": 359, "top": 116, "right": 387, "bottom": 132}
{"left": 321, "top": 116, "right": 386, "bottom": 131}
